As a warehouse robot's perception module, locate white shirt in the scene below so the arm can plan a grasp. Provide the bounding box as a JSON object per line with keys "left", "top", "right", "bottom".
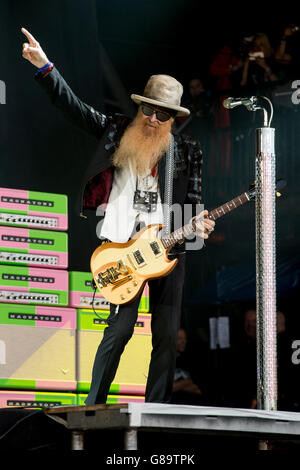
{"left": 100, "top": 163, "right": 164, "bottom": 242}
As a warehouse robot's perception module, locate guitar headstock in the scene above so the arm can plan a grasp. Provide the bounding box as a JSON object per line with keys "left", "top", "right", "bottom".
{"left": 247, "top": 178, "right": 287, "bottom": 201}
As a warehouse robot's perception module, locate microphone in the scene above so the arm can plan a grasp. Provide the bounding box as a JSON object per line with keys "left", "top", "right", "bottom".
{"left": 223, "top": 96, "right": 258, "bottom": 109}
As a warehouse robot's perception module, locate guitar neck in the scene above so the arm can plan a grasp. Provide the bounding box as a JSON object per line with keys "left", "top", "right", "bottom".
{"left": 161, "top": 192, "right": 250, "bottom": 249}
{"left": 207, "top": 192, "right": 250, "bottom": 221}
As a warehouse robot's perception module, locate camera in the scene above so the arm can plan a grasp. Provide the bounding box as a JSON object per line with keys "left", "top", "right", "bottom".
{"left": 248, "top": 51, "right": 264, "bottom": 61}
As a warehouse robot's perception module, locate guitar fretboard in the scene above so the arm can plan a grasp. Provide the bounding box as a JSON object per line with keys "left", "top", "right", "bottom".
{"left": 207, "top": 192, "right": 249, "bottom": 221}
{"left": 161, "top": 192, "right": 249, "bottom": 249}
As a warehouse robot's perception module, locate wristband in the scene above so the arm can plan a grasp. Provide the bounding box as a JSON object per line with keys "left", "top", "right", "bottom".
{"left": 37, "top": 61, "right": 51, "bottom": 72}
{"left": 35, "top": 61, "right": 54, "bottom": 77}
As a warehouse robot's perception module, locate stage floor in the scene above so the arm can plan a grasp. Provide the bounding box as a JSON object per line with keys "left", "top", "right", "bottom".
{"left": 45, "top": 403, "right": 300, "bottom": 450}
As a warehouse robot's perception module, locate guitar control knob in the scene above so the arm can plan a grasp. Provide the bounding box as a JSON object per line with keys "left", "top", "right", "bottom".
{"left": 127, "top": 288, "right": 131, "bottom": 293}
{"left": 120, "top": 294, "right": 125, "bottom": 300}
{"left": 133, "top": 281, "right": 138, "bottom": 286}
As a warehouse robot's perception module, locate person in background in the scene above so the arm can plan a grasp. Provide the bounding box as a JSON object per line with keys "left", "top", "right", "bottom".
{"left": 274, "top": 24, "right": 300, "bottom": 80}
{"left": 240, "top": 33, "right": 278, "bottom": 88}
{"left": 229, "top": 307, "right": 257, "bottom": 408}
{"left": 171, "top": 328, "right": 203, "bottom": 405}
{"left": 184, "top": 78, "right": 213, "bottom": 116}
{"left": 231, "top": 307, "right": 296, "bottom": 411}
{"left": 177, "top": 78, "right": 214, "bottom": 154}
{"left": 209, "top": 44, "right": 243, "bottom": 176}
{"left": 209, "top": 44, "right": 244, "bottom": 128}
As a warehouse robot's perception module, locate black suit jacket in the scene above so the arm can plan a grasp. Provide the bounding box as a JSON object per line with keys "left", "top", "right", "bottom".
{"left": 35, "top": 66, "right": 203, "bottom": 235}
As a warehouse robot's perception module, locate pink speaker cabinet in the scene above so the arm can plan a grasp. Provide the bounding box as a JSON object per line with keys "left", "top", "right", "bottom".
{"left": 0, "top": 187, "right": 68, "bottom": 231}
{"left": 0, "top": 226, "right": 68, "bottom": 269}
{"left": 0, "top": 265, "right": 68, "bottom": 306}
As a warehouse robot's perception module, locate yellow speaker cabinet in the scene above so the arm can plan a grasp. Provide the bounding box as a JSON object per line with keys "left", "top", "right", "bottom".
{"left": 76, "top": 309, "right": 152, "bottom": 395}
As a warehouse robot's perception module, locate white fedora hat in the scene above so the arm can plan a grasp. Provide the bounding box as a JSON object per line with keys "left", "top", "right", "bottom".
{"left": 131, "top": 74, "right": 190, "bottom": 117}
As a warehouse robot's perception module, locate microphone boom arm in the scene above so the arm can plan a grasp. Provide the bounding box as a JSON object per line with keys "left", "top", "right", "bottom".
{"left": 223, "top": 95, "right": 273, "bottom": 127}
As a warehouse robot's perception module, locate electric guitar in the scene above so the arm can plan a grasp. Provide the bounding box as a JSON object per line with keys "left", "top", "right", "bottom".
{"left": 90, "top": 179, "right": 286, "bottom": 306}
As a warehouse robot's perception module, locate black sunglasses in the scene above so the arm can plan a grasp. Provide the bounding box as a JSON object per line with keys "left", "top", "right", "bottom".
{"left": 141, "top": 104, "right": 175, "bottom": 122}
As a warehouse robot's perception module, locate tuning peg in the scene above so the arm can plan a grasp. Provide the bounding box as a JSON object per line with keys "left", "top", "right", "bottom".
{"left": 276, "top": 191, "right": 281, "bottom": 197}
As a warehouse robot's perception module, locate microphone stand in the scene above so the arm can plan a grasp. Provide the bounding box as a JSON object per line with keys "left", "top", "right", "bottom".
{"left": 247, "top": 97, "right": 277, "bottom": 449}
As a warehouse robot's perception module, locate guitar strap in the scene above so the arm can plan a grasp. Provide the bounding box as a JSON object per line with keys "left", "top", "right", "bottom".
{"left": 162, "top": 133, "right": 175, "bottom": 236}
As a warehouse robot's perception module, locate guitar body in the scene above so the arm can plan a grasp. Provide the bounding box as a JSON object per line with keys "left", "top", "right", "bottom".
{"left": 90, "top": 224, "right": 178, "bottom": 305}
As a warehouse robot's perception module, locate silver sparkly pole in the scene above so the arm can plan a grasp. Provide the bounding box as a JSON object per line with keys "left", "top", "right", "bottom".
{"left": 223, "top": 96, "right": 277, "bottom": 413}
{"left": 255, "top": 123, "right": 277, "bottom": 412}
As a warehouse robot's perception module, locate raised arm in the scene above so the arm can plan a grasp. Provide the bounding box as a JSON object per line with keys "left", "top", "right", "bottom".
{"left": 21, "top": 27, "right": 108, "bottom": 137}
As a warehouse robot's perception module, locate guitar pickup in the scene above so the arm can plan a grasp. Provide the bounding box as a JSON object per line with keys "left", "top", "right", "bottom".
{"left": 132, "top": 249, "right": 147, "bottom": 267}
{"left": 149, "top": 241, "right": 162, "bottom": 257}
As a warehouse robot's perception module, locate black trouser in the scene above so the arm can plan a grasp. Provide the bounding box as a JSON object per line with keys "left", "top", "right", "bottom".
{"left": 85, "top": 254, "right": 186, "bottom": 405}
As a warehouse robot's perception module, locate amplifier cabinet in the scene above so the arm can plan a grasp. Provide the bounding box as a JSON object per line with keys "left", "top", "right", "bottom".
{"left": 76, "top": 309, "right": 152, "bottom": 395}
{"left": 69, "top": 271, "right": 149, "bottom": 312}
{"left": 0, "top": 303, "right": 77, "bottom": 391}
{"left": 76, "top": 393, "right": 145, "bottom": 406}
{"left": 0, "top": 187, "right": 68, "bottom": 231}
{"left": 0, "top": 390, "right": 77, "bottom": 408}
{"left": 0, "top": 226, "right": 68, "bottom": 269}
{"left": 0, "top": 265, "right": 68, "bottom": 306}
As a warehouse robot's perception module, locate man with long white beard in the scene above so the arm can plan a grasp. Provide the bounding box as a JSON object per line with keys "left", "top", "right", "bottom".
{"left": 21, "top": 27, "right": 215, "bottom": 405}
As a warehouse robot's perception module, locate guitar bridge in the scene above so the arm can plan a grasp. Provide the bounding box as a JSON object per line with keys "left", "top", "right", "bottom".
{"left": 96, "top": 260, "right": 130, "bottom": 287}
{"left": 111, "top": 275, "right": 133, "bottom": 290}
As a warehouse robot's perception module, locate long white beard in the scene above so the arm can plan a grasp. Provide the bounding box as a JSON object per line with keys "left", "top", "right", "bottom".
{"left": 112, "top": 112, "right": 172, "bottom": 176}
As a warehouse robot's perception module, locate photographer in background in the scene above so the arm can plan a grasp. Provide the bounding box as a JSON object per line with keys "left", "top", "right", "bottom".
{"left": 240, "top": 33, "right": 278, "bottom": 88}
{"left": 274, "top": 24, "right": 300, "bottom": 80}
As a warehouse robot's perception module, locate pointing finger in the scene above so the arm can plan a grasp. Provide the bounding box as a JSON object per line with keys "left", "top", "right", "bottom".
{"left": 21, "top": 27, "right": 37, "bottom": 46}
